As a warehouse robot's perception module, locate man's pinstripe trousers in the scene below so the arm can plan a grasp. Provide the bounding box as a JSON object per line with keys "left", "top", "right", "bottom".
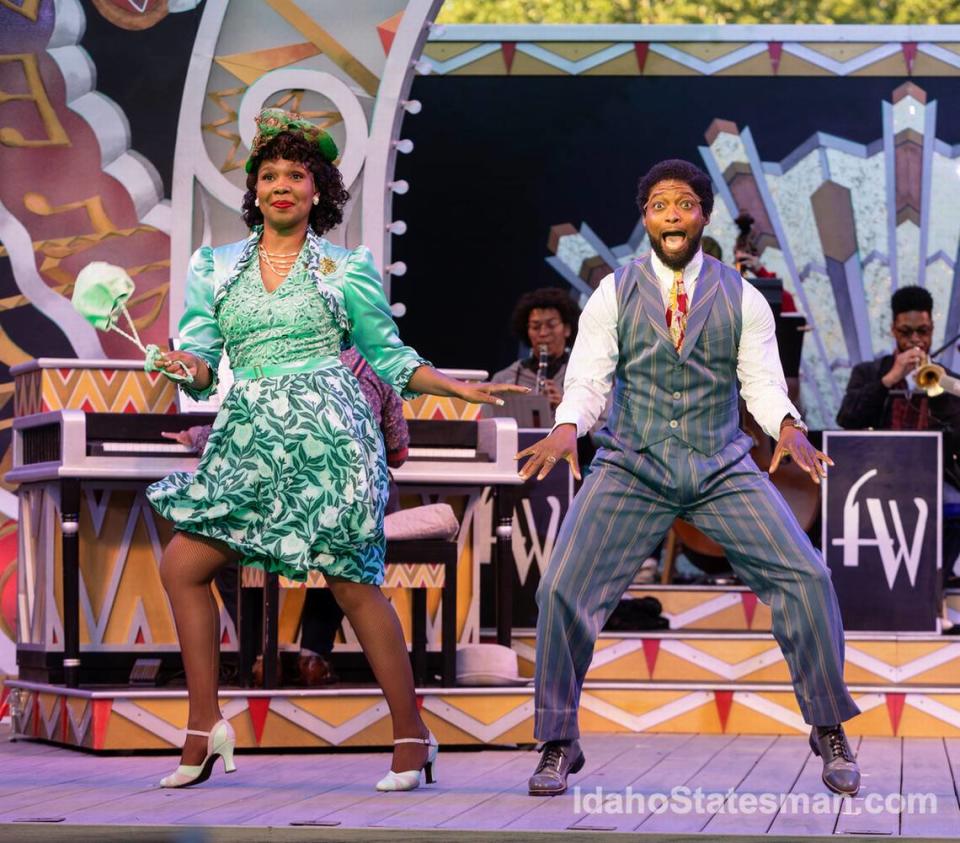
{"left": 533, "top": 434, "right": 860, "bottom": 741}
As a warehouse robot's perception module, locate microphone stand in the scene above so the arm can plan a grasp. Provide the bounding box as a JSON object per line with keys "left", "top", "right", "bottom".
{"left": 930, "top": 331, "right": 960, "bottom": 360}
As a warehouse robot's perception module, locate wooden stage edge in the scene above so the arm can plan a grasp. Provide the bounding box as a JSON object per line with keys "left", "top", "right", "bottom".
{"left": 0, "top": 828, "right": 953, "bottom": 843}
{"left": 1, "top": 730, "right": 959, "bottom": 840}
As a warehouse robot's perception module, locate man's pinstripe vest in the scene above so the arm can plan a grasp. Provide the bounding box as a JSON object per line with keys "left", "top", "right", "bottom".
{"left": 603, "top": 253, "right": 744, "bottom": 456}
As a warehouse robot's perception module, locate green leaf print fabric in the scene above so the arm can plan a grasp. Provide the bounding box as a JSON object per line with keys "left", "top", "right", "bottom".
{"left": 147, "top": 229, "right": 428, "bottom": 584}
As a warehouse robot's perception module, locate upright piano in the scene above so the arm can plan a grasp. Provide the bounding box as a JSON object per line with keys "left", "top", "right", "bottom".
{"left": 9, "top": 409, "right": 214, "bottom": 482}
{"left": 7, "top": 359, "right": 520, "bottom": 688}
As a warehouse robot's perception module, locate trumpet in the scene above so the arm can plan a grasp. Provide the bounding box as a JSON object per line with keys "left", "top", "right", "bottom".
{"left": 916, "top": 355, "right": 960, "bottom": 398}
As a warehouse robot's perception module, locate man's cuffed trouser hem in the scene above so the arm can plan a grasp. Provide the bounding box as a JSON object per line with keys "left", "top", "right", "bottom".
{"left": 800, "top": 692, "right": 862, "bottom": 727}
{"left": 534, "top": 707, "right": 580, "bottom": 742}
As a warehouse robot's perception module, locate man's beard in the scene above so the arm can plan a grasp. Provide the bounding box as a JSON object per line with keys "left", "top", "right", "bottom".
{"left": 650, "top": 228, "right": 704, "bottom": 271}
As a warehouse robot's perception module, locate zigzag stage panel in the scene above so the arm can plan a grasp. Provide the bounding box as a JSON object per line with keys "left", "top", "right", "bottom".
{"left": 630, "top": 585, "right": 960, "bottom": 631}
{"left": 513, "top": 631, "right": 960, "bottom": 686}
{"left": 6, "top": 675, "right": 960, "bottom": 752}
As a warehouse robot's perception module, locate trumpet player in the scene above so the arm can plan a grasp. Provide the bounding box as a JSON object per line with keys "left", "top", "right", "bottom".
{"left": 837, "top": 285, "right": 960, "bottom": 593}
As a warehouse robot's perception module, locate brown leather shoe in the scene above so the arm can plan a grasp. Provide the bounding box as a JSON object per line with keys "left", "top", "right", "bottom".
{"left": 250, "top": 654, "right": 283, "bottom": 688}
{"left": 528, "top": 740, "right": 585, "bottom": 796}
{"left": 298, "top": 653, "right": 338, "bottom": 686}
{"left": 810, "top": 725, "right": 860, "bottom": 796}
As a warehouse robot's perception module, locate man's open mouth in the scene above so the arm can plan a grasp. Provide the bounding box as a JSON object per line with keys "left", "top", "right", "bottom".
{"left": 661, "top": 231, "right": 687, "bottom": 249}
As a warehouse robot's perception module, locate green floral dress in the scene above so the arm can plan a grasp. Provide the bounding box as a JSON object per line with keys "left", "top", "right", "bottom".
{"left": 146, "top": 229, "right": 427, "bottom": 584}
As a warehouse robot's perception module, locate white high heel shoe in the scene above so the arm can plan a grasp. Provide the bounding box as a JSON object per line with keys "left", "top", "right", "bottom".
{"left": 375, "top": 732, "right": 438, "bottom": 792}
{"left": 159, "top": 719, "right": 237, "bottom": 788}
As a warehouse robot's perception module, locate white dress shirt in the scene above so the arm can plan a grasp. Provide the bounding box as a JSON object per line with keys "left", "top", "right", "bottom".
{"left": 554, "top": 249, "right": 800, "bottom": 440}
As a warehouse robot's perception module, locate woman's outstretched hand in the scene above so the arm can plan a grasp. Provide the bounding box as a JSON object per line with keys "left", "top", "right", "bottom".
{"left": 405, "top": 366, "right": 529, "bottom": 406}
{"left": 456, "top": 382, "right": 530, "bottom": 407}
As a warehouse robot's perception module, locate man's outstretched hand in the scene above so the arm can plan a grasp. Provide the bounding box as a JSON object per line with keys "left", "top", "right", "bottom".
{"left": 516, "top": 423, "right": 581, "bottom": 482}
{"left": 770, "top": 425, "right": 834, "bottom": 485}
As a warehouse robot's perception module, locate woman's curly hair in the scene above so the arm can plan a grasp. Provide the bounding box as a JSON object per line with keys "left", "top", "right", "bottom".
{"left": 509, "top": 287, "right": 581, "bottom": 347}
{"left": 241, "top": 132, "right": 349, "bottom": 235}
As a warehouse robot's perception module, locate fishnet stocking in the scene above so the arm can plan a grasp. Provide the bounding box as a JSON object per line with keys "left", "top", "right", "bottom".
{"left": 159, "top": 535, "right": 429, "bottom": 771}
{"left": 159, "top": 531, "right": 239, "bottom": 766}
{"left": 326, "top": 576, "right": 430, "bottom": 773}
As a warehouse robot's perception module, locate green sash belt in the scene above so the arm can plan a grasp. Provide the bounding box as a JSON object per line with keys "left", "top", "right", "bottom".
{"left": 233, "top": 355, "right": 340, "bottom": 381}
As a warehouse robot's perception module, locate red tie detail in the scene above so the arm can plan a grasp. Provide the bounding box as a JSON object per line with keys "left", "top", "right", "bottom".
{"left": 666, "top": 269, "right": 688, "bottom": 351}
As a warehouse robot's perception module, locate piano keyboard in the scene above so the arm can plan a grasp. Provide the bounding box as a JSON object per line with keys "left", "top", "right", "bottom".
{"left": 8, "top": 410, "right": 216, "bottom": 482}
{"left": 98, "top": 442, "right": 194, "bottom": 454}
{"left": 393, "top": 418, "right": 521, "bottom": 485}
{"left": 9, "top": 411, "right": 522, "bottom": 486}
{"left": 407, "top": 447, "right": 476, "bottom": 460}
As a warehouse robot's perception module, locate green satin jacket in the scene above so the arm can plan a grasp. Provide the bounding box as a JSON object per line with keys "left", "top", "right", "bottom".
{"left": 177, "top": 226, "right": 427, "bottom": 400}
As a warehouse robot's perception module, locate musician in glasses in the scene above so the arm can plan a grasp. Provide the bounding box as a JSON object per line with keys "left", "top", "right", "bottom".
{"left": 837, "top": 285, "right": 960, "bottom": 595}
{"left": 491, "top": 287, "right": 580, "bottom": 417}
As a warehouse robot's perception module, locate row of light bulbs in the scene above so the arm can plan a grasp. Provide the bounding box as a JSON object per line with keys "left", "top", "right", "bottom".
{"left": 385, "top": 36, "right": 442, "bottom": 316}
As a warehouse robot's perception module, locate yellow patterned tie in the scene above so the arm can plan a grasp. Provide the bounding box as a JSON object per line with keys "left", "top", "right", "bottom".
{"left": 666, "top": 269, "right": 688, "bottom": 351}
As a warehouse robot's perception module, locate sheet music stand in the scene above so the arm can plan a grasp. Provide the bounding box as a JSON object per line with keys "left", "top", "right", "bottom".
{"left": 776, "top": 312, "right": 807, "bottom": 379}
{"left": 484, "top": 393, "right": 554, "bottom": 429}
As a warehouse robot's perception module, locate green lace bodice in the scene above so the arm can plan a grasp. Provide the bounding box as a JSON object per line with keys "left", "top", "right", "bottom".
{"left": 218, "top": 250, "right": 341, "bottom": 367}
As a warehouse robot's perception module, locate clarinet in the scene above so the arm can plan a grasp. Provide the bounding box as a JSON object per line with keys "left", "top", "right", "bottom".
{"left": 534, "top": 344, "right": 549, "bottom": 395}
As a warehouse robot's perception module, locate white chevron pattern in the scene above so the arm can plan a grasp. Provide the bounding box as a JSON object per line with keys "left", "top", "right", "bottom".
{"left": 65, "top": 699, "right": 92, "bottom": 744}
{"left": 422, "top": 695, "right": 534, "bottom": 743}
{"left": 845, "top": 643, "right": 960, "bottom": 683}
{"left": 267, "top": 697, "right": 391, "bottom": 746}
{"left": 733, "top": 692, "right": 808, "bottom": 733}
{"left": 905, "top": 693, "right": 960, "bottom": 729}
{"left": 580, "top": 689, "right": 714, "bottom": 732}
{"left": 423, "top": 36, "right": 938, "bottom": 79}
{"left": 662, "top": 592, "right": 744, "bottom": 628}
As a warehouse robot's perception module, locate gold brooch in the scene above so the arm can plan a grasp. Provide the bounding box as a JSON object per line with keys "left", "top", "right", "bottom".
{"left": 319, "top": 257, "right": 337, "bottom": 275}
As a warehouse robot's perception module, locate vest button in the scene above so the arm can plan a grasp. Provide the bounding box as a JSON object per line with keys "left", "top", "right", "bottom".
{"left": 672, "top": 391, "right": 682, "bottom": 400}
{"left": 669, "top": 419, "right": 679, "bottom": 429}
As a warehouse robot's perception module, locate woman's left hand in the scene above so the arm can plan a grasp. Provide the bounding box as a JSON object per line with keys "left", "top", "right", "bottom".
{"left": 456, "top": 382, "right": 529, "bottom": 407}
{"left": 405, "top": 366, "right": 529, "bottom": 406}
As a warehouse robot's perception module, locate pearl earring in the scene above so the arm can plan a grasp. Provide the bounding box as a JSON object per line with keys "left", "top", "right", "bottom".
{"left": 313, "top": 196, "right": 320, "bottom": 206}
{"left": 254, "top": 198, "right": 260, "bottom": 207}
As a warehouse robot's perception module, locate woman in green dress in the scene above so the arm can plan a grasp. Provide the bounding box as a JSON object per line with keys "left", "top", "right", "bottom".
{"left": 147, "top": 109, "right": 523, "bottom": 791}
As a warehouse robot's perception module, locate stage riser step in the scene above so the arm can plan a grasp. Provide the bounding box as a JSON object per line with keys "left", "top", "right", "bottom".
{"left": 512, "top": 633, "right": 960, "bottom": 687}
{"left": 7, "top": 680, "right": 960, "bottom": 752}
{"left": 626, "top": 586, "right": 960, "bottom": 631}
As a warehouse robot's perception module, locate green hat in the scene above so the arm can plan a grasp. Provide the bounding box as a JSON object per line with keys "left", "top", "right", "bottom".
{"left": 72, "top": 261, "right": 135, "bottom": 331}
{"left": 244, "top": 107, "right": 339, "bottom": 173}
{"left": 72, "top": 261, "right": 195, "bottom": 384}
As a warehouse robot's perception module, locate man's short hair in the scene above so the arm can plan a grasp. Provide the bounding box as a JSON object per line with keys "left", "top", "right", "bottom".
{"left": 891, "top": 285, "right": 933, "bottom": 317}
{"left": 636, "top": 159, "right": 714, "bottom": 218}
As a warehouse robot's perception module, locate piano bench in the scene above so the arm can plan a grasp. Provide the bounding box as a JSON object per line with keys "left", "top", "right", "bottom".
{"left": 385, "top": 538, "right": 458, "bottom": 688}
{"left": 239, "top": 539, "right": 459, "bottom": 688}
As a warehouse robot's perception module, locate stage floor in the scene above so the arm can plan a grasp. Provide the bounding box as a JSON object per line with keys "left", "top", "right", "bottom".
{"left": 1, "top": 727, "right": 958, "bottom": 841}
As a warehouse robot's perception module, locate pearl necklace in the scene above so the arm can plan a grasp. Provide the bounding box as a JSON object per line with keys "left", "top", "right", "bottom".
{"left": 258, "top": 242, "right": 304, "bottom": 278}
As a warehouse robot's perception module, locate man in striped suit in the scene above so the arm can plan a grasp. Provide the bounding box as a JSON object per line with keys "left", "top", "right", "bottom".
{"left": 518, "top": 160, "right": 861, "bottom": 798}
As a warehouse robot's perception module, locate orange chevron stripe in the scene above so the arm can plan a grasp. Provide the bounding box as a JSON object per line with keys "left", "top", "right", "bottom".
{"left": 34, "top": 368, "right": 178, "bottom": 414}
{"left": 403, "top": 395, "right": 482, "bottom": 420}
